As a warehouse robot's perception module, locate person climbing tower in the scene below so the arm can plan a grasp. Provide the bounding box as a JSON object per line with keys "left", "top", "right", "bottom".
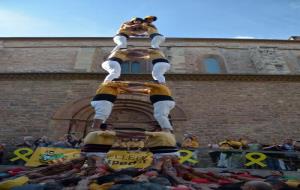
{"left": 143, "top": 16, "right": 165, "bottom": 49}
{"left": 123, "top": 81, "right": 175, "bottom": 133}
{"left": 102, "top": 48, "right": 170, "bottom": 83}
{"left": 90, "top": 80, "right": 131, "bottom": 129}
{"left": 112, "top": 16, "right": 165, "bottom": 52}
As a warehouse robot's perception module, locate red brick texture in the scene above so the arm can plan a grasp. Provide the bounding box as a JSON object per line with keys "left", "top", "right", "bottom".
{"left": 0, "top": 79, "right": 299, "bottom": 145}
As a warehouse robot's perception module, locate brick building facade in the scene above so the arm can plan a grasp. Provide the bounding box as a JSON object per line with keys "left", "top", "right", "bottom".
{"left": 0, "top": 37, "right": 300, "bottom": 145}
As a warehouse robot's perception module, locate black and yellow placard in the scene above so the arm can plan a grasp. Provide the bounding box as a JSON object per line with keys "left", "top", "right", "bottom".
{"left": 106, "top": 150, "right": 153, "bottom": 170}
{"left": 178, "top": 149, "right": 198, "bottom": 164}
{"left": 245, "top": 152, "right": 267, "bottom": 167}
{"left": 26, "top": 147, "right": 81, "bottom": 167}
{"left": 10, "top": 148, "right": 33, "bottom": 162}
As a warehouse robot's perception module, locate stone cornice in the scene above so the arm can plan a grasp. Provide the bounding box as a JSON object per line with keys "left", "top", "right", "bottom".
{"left": 1, "top": 37, "right": 299, "bottom": 50}
{"left": 0, "top": 37, "right": 300, "bottom": 43}
{"left": 1, "top": 73, "right": 300, "bottom": 82}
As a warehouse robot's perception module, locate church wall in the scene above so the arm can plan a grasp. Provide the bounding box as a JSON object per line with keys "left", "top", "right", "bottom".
{"left": 1, "top": 78, "right": 300, "bottom": 145}
{"left": 0, "top": 38, "right": 300, "bottom": 74}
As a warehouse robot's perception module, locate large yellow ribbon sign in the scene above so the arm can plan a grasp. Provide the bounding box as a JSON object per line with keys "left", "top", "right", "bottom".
{"left": 10, "top": 148, "right": 33, "bottom": 162}
{"left": 106, "top": 150, "right": 153, "bottom": 170}
{"left": 178, "top": 149, "right": 198, "bottom": 164}
{"left": 245, "top": 152, "right": 267, "bottom": 167}
{"left": 26, "top": 147, "right": 81, "bottom": 167}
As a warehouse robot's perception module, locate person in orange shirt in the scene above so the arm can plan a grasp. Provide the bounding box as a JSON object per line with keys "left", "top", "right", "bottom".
{"left": 102, "top": 48, "right": 170, "bottom": 83}
{"left": 182, "top": 134, "right": 200, "bottom": 149}
{"left": 91, "top": 80, "right": 130, "bottom": 129}
{"left": 112, "top": 17, "right": 144, "bottom": 52}
{"left": 112, "top": 16, "right": 165, "bottom": 52}
{"left": 143, "top": 16, "right": 165, "bottom": 49}
{"left": 124, "top": 81, "right": 175, "bottom": 132}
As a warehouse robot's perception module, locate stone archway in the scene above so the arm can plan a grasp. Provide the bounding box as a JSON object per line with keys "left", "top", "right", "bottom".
{"left": 51, "top": 94, "right": 187, "bottom": 138}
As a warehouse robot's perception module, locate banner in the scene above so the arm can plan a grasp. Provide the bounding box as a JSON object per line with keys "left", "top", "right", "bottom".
{"left": 106, "top": 150, "right": 153, "bottom": 170}
{"left": 26, "top": 147, "right": 81, "bottom": 167}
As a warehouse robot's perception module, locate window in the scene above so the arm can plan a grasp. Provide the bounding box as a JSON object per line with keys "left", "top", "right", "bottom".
{"left": 275, "top": 64, "right": 284, "bottom": 72}
{"left": 203, "top": 58, "right": 221, "bottom": 73}
{"left": 121, "top": 62, "right": 130, "bottom": 73}
{"left": 121, "top": 62, "right": 141, "bottom": 74}
{"left": 131, "top": 62, "right": 141, "bottom": 73}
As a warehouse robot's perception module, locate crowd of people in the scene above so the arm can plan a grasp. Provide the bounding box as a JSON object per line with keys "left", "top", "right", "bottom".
{"left": 16, "top": 134, "right": 82, "bottom": 149}
{"left": 1, "top": 125, "right": 300, "bottom": 189}
{"left": 179, "top": 134, "right": 300, "bottom": 153}
{"left": 204, "top": 138, "right": 300, "bottom": 171}
{"left": 206, "top": 138, "right": 300, "bottom": 152}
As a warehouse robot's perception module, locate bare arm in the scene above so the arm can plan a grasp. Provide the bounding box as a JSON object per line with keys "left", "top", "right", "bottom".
{"left": 121, "top": 87, "right": 150, "bottom": 94}
{"left": 127, "top": 82, "right": 145, "bottom": 87}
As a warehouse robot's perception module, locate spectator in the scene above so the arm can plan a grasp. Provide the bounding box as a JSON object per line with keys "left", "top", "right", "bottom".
{"left": 293, "top": 140, "right": 300, "bottom": 151}
{"left": 0, "top": 143, "right": 5, "bottom": 164}
{"left": 17, "top": 136, "right": 35, "bottom": 149}
{"left": 65, "top": 134, "right": 81, "bottom": 148}
{"left": 181, "top": 134, "right": 199, "bottom": 149}
{"left": 52, "top": 136, "right": 73, "bottom": 148}
{"left": 281, "top": 139, "right": 295, "bottom": 152}
{"left": 241, "top": 181, "right": 272, "bottom": 190}
{"left": 218, "top": 138, "right": 245, "bottom": 150}
{"left": 34, "top": 136, "right": 52, "bottom": 148}
{"left": 247, "top": 139, "right": 262, "bottom": 151}
{"left": 265, "top": 179, "right": 288, "bottom": 190}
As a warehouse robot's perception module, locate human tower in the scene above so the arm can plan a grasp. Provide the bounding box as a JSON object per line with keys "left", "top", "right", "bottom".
{"left": 90, "top": 16, "right": 175, "bottom": 133}
{"left": 82, "top": 16, "right": 179, "bottom": 169}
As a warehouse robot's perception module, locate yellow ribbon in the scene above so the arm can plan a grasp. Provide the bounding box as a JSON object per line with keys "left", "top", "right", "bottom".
{"left": 10, "top": 148, "right": 33, "bottom": 162}
{"left": 245, "top": 152, "right": 267, "bottom": 167}
{"left": 178, "top": 149, "right": 198, "bottom": 164}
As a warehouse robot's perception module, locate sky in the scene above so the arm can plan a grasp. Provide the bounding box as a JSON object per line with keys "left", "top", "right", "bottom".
{"left": 0, "top": 0, "right": 299, "bottom": 39}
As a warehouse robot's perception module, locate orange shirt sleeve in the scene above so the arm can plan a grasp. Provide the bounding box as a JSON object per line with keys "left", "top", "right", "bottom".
{"left": 144, "top": 82, "right": 158, "bottom": 88}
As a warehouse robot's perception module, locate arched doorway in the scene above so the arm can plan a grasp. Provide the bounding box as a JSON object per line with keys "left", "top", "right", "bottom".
{"left": 51, "top": 94, "right": 187, "bottom": 139}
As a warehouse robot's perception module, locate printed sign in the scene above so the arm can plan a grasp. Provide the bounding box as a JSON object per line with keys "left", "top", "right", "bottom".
{"left": 106, "top": 150, "right": 153, "bottom": 170}
{"left": 26, "top": 147, "right": 81, "bottom": 167}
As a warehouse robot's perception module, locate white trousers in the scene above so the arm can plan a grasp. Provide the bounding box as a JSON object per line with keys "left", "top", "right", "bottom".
{"left": 152, "top": 62, "right": 170, "bottom": 83}
{"left": 112, "top": 34, "right": 165, "bottom": 51}
{"left": 102, "top": 60, "right": 121, "bottom": 82}
{"left": 153, "top": 100, "right": 175, "bottom": 130}
{"left": 91, "top": 100, "right": 113, "bottom": 122}
{"left": 151, "top": 35, "right": 165, "bottom": 49}
{"left": 112, "top": 35, "right": 127, "bottom": 52}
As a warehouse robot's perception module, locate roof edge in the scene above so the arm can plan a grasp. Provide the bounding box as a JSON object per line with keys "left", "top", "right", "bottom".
{"left": 1, "top": 73, "right": 300, "bottom": 82}
{"left": 0, "top": 37, "right": 299, "bottom": 43}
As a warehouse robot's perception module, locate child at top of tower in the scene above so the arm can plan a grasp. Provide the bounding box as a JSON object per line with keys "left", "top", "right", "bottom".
{"left": 112, "top": 16, "right": 165, "bottom": 52}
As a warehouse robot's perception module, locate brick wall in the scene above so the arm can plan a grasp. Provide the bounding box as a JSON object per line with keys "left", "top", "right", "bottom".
{"left": 1, "top": 38, "right": 300, "bottom": 146}
{"left": 1, "top": 78, "right": 300, "bottom": 146}
{"left": 1, "top": 38, "right": 300, "bottom": 74}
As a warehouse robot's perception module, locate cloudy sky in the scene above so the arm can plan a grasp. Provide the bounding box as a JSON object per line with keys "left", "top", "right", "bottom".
{"left": 0, "top": 0, "right": 299, "bottom": 39}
